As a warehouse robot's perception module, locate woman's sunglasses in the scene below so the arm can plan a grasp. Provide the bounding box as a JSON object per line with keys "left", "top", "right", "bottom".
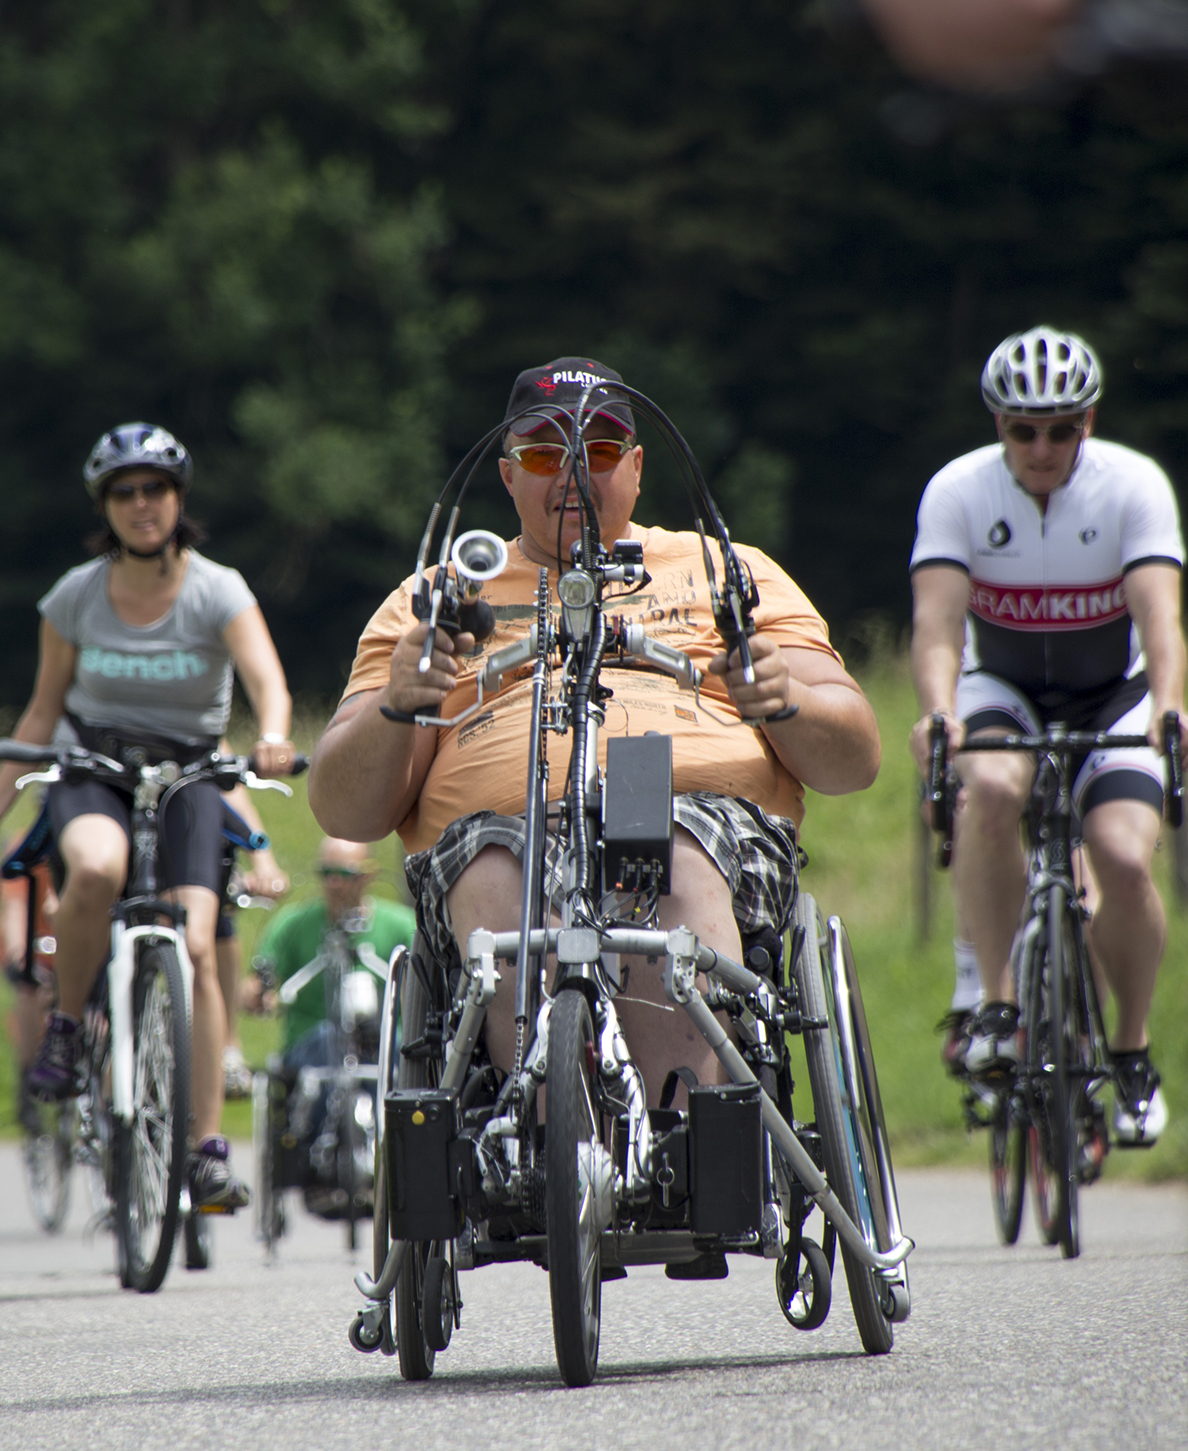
{"left": 1002, "top": 420, "right": 1086, "bottom": 445}
{"left": 317, "top": 865, "right": 366, "bottom": 879}
{"left": 506, "top": 439, "right": 633, "bottom": 476}
{"left": 105, "top": 479, "right": 173, "bottom": 502}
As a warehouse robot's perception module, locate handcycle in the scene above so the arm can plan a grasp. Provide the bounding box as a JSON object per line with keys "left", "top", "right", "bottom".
{"left": 0, "top": 734, "right": 303, "bottom": 1289}
{"left": 252, "top": 916, "right": 391, "bottom": 1255}
{"left": 345, "top": 382, "right": 913, "bottom": 1386}
{"left": 927, "top": 710, "right": 1182, "bottom": 1259}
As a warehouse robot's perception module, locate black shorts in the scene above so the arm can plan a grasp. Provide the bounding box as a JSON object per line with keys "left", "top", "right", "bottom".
{"left": 48, "top": 777, "right": 226, "bottom": 894}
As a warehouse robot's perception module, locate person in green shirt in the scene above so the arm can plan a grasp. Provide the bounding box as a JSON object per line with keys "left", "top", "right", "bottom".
{"left": 247, "top": 836, "right": 415, "bottom": 1068}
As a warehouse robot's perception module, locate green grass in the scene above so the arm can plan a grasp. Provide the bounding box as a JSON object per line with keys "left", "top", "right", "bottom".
{"left": 2, "top": 673, "right": 1185, "bottom": 1181}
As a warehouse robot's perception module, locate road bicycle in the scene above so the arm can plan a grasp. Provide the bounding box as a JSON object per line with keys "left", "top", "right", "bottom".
{"left": 345, "top": 382, "right": 913, "bottom": 1385}
{"left": 252, "top": 917, "right": 390, "bottom": 1255}
{"left": 0, "top": 736, "right": 302, "bottom": 1289}
{"left": 928, "top": 711, "right": 1181, "bottom": 1259}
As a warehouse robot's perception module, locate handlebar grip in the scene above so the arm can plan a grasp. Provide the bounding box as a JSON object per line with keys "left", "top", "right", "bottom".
{"left": 1164, "top": 711, "right": 1183, "bottom": 830}
{"left": 927, "top": 713, "right": 950, "bottom": 835}
{"left": 289, "top": 754, "right": 310, "bottom": 777}
{"left": 0, "top": 739, "right": 60, "bottom": 765}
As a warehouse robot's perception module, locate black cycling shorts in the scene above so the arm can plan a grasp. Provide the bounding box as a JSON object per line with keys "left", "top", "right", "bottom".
{"left": 48, "top": 777, "right": 226, "bottom": 894}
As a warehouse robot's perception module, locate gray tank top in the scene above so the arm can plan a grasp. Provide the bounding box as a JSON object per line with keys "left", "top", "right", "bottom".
{"left": 39, "top": 550, "right": 257, "bottom": 743}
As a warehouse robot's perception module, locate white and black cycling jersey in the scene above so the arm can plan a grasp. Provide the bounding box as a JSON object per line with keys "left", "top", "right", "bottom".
{"left": 910, "top": 438, "right": 1183, "bottom": 704}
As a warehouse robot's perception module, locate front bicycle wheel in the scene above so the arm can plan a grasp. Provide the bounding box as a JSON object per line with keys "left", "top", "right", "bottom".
{"left": 1025, "top": 891, "right": 1080, "bottom": 1258}
{"left": 792, "top": 893, "right": 895, "bottom": 1355}
{"left": 546, "top": 989, "right": 604, "bottom": 1387}
{"left": 115, "top": 941, "right": 189, "bottom": 1293}
{"left": 23, "top": 1096, "right": 75, "bottom": 1233}
{"left": 989, "top": 1091, "right": 1026, "bottom": 1245}
{"left": 394, "top": 954, "right": 437, "bottom": 1381}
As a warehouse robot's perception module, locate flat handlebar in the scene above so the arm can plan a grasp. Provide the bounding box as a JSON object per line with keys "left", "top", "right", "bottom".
{"left": 0, "top": 739, "right": 309, "bottom": 785}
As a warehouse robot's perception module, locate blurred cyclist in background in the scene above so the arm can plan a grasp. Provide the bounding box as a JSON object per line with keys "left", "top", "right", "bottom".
{"left": 0, "top": 423, "right": 297, "bottom": 1208}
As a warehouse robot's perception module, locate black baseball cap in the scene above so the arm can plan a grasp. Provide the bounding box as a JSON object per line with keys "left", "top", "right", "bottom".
{"left": 503, "top": 357, "right": 635, "bottom": 437}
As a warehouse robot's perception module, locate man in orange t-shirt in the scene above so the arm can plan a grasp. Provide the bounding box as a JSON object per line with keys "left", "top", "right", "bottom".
{"left": 310, "top": 357, "right": 880, "bottom": 1102}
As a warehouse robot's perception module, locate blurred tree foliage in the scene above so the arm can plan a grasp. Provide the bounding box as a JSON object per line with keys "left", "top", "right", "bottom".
{"left": 0, "top": 0, "right": 469, "bottom": 698}
{"left": 1, "top": 0, "right": 1186, "bottom": 702}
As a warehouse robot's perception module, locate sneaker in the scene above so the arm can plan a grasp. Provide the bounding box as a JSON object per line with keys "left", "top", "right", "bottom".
{"left": 937, "top": 1010, "right": 975, "bottom": 1078}
{"left": 964, "top": 1001, "right": 1020, "bottom": 1080}
{"left": 26, "top": 1013, "right": 82, "bottom": 1101}
{"left": 1112, "top": 1051, "right": 1168, "bottom": 1147}
{"left": 189, "top": 1135, "right": 251, "bottom": 1211}
{"left": 222, "top": 1045, "right": 253, "bottom": 1100}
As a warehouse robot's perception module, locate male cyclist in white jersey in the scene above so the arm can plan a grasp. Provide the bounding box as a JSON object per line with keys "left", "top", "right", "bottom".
{"left": 909, "top": 326, "right": 1184, "bottom": 1146}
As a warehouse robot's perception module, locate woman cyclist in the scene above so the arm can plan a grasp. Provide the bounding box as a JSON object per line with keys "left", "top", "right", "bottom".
{"left": 0, "top": 424, "right": 295, "bottom": 1209}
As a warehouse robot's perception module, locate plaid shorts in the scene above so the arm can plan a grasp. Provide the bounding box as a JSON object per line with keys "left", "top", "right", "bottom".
{"left": 403, "top": 792, "right": 801, "bottom": 969}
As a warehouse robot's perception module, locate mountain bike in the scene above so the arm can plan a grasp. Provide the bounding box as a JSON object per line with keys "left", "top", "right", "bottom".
{"left": 346, "top": 381, "right": 913, "bottom": 1385}
{"left": 928, "top": 711, "right": 1182, "bottom": 1259}
{"left": 0, "top": 737, "right": 303, "bottom": 1289}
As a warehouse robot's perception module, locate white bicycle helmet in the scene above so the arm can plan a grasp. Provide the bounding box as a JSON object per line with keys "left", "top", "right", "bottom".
{"left": 981, "top": 327, "right": 1103, "bottom": 416}
{"left": 83, "top": 423, "right": 193, "bottom": 497}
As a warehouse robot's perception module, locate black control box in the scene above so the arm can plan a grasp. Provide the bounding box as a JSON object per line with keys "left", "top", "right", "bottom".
{"left": 384, "top": 1087, "right": 472, "bottom": 1241}
{"left": 688, "top": 1082, "right": 763, "bottom": 1237}
{"left": 602, "top": 734, "right": 673, "bottom": 895}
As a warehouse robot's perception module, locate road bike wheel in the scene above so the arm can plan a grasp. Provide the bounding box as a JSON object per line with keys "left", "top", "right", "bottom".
{"left": 546, "top": 989, "right": 604, "bottom": 1387}
{"left": 395, "top": 955, "right": 437, "bottom": 1381}
{"left": 114, "top": 941, "right": 189, "bottom": 1293}
{"left": 23, "top": 1097, "right": 75, "bottom": 1233}
{"left": 989, "top": 1093, "right": 1026, "bottom": 1246}
{"left": 792, "top": 893, "right": 894, "bottom": 1355}
{"left": 1025, "top": 894, "right": 1080, "bottom": 1258}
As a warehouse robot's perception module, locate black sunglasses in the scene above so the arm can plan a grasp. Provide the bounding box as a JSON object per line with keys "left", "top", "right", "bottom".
{"left": 1002, "top": 420, "right": 1086, "bottom": 445}
{"left": 105, "top": 479, "right": 173, "bottom": 502}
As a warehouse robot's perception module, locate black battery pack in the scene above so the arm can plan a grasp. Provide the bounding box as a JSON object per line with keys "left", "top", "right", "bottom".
{"left": 384, "top": 1087, "right": 465, "bottom": 1241}
{"left": 688, "top": 1082, "right": 763, "bottom": 1237}
{"left": 603, "top": 734, "right": 673, "bottom": 895}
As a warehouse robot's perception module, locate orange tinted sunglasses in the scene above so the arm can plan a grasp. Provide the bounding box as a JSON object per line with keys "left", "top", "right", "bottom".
{"left": 506, "top": 440, "right": 632, "bottom": 476}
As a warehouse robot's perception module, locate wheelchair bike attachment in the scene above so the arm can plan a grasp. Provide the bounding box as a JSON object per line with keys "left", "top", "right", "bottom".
{"left": 347, "top": 380, "right": 912, "bottom": 1384}
{"left": 927, "top": 711, "right": 1182, "bottom": 1259}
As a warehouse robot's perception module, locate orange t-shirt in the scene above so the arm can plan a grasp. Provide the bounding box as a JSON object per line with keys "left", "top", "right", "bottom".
{"left": 343, "top": 526, "right": 841, "bottom": 854}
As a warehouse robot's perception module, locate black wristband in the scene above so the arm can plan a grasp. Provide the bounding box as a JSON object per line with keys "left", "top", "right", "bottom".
{"left": 379, "top": 703, "right": 418, "bottom": 724}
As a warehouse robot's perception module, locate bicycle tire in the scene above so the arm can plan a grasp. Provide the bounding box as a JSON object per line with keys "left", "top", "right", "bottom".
{"left": 1048, "top": 895, "right": 1084, "bottom": 1259}
{"left": 23, "top": 1097, "right": 75, "bottom": 1234}
{"left": 371, "top": 947, "right": 405, "bottom": 1359}
{"left": 791, "top": 893, "right": 894, "bottom": 1355}
{"left": 546, "top": 989, "right": 603, "bottom": 1387}
{"left": 1023, "top": 891, "right": 1079, "bottom": 1255}
{"left": 183, "top": 1206, "right": 212, "bottom": 1269}
{"left": 114, "top": 940, "right": 189, "bottom": 1293}
{"left": 395, "top": 957, "right": 437, "bottom": 1381}
{"left": 989, "top": 1093, "right": 1026, "bottom": 1245}
{"left": 251, "top": 1071, "right": 283, "bottom": 1253}
{"left": 78, "top": 1002, "right": 116, "bottom": 1229}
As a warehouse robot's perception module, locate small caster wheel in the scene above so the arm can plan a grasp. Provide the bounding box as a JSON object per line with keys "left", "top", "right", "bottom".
{"left": 422, "top": 1255, "right": 455, "bottom": 1353}
{"left": 777, "top": 1238, "right": 832, "bottom": 1331}
{"left": 882, "top": 1280, "right": 911, "bottom": 1324}
{"left": 348, "top": 1314, "right": 382, "bottom": 1353}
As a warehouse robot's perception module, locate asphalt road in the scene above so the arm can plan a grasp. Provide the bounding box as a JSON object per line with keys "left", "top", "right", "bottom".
{"left": 1, "top": 1143, "right": 1184, "bottom": 1451}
